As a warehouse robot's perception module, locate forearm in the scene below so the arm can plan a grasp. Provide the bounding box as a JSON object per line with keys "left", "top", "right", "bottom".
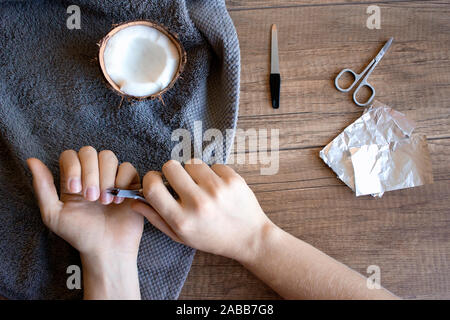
{"left": 238, "top": 222, "right": 398, "bottom": 300}
{"left": 81, "top": 252, "right": 141, "bottom": 300}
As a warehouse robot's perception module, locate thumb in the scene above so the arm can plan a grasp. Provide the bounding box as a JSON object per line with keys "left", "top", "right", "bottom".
{"left": 27, "top": 158, "right": 62, "bottom": 229}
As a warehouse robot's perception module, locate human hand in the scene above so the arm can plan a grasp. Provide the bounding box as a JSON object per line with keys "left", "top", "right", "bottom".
{"left": 27, "top": 146, "right": 143, "bottom": 299}
{"left": 131, "top": 159, "right": 274, "bottom": 263}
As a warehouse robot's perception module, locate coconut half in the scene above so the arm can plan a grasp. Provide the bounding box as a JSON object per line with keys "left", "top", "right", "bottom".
{"left": 98, "top": 21, "right": 186, "bottom": 99}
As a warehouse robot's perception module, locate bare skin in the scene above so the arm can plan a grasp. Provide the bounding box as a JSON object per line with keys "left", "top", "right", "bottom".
{"left": 27, "top": 147, "right": 142, "bottom": 300}
{"left": 131, "top": 158, "right": 398, "bottom": 300}
{"left": 29, "top": 152, "right": 397, "bottom": 300}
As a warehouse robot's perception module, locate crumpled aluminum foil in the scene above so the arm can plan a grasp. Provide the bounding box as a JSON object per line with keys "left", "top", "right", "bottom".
{"left": 320, "top": 101, "right": 433, "bottom": 197}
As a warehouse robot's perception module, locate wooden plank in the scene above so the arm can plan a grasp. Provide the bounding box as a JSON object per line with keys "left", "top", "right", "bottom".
{"left": 181, "top": 178, "right": 450, "bottom": 299}
{"left": 229, "top": 138, "right": 450, "bottom": 191}
{"left": 180, "top": 254, "right": 280, "bottom": 299}
{"left": 0, "top": 0, "right": 446, "bottom": 302}
{"left": 180, "top": 1, "right": 450, "bottom": 300}
{"left": 236, "top": 110, "right": 450, "bottom": 151}
{"left": 232, "top": 1, "right": 450, "bottom": 130}
{"left": 181, "top": 139, "right": 450, "bottom": 299}
{"left": 226, "top": 0, "right": 413, "bottom": 10}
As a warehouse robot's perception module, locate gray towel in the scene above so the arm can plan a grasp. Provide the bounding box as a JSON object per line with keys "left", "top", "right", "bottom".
{"left": 0, "top": 0, "right": 240, "bottom": 299}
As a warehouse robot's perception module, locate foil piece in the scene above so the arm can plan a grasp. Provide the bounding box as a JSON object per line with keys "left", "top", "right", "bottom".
{"left": 320, "top": 101, "right": 433, "bottom": 197}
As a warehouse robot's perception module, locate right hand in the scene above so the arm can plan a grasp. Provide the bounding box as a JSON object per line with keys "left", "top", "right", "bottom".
{"left": 131, "top": 159, "right": 274, "bottom": 262}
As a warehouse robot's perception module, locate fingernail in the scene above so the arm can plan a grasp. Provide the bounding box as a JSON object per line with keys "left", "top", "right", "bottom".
{"left": 68, "top": 178, "right": 82, "bottom": 193}
{"left": 100, "top": 190, "right": 113, "bottom": 204}
{"left": 86, "top": 186, "right": 99, "bottom": 201}
{"left": 114, "top": 196, "right": 124, "bottom": 204}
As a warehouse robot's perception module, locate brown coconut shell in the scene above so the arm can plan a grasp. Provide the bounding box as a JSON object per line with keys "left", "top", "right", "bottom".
{"left": 98, "top": 20, "right": 187, "bottom": 101}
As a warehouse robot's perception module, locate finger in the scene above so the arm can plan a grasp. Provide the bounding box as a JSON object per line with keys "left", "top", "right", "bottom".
{"left": 211, "top": 163, "right": 241, "bottom": 181}
{"left": 131, "top": 201, "right": 182, "bottom": 243}
{"left": 116, "top": 162, "right": 140, "bottom": 187}
{"left": 184, "top": 158, "right": 222, "bottom": 190}
{"left": 59, "top": 150, "right": 82, "bottom": 194}
{"left": 98, "top": 150, "right": 119, "bottom": 205}
{"left": 162, "top": 160, "right": 200, "bottom": 202}
{"left": 114, "top": 162, "right": 139, "bottom": 204}
{"left": 142, "top": 171, "right": 181, "bottom": 226}
{"left": 78, "top": 146, "right": 100, "bottom": 202}
{"left": 27, "top": 158, "right": 62, "bottom": 229}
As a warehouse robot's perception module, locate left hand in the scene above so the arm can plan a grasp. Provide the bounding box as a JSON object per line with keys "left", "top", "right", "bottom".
{"left": 27, "top": 146, "right": 144, "bottom": 299}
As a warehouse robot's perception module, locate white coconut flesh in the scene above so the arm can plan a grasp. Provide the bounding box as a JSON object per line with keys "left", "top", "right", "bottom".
{"left": 103, "top": 25, "right": 180, "bottom": 97}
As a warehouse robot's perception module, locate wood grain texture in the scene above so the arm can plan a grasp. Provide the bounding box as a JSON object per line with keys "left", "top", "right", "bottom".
{"left": 226, "top": 0, "right": 414, "bottom": 11}
{"left": 179, "top": 0, "right": 450, "bottom": 299}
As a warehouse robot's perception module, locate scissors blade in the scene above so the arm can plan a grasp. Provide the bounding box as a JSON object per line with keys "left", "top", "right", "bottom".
{"left": 271, "top": 24, "right": 279, "bottom": 74}
{"left": 116, "top": 189, "right": 143, "bottom": 199}
{"left": 107, "top": 188, "right": 147, "bottom": 202}
{"left": 374, "top": 37, "right": 393, "bottom": 63}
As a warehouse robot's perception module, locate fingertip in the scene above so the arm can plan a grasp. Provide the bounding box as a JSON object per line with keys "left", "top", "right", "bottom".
{"left": 26, "top": 157, "right": 61, "bottom": 219}
{"left": 115, "top": 162, "right": 140, "bottom": 190}
{"left": 185, "top": 158, "right": 203, "bottom": 165}
{"left": 26, "top": 159, "right": 38, "bottom": 180}
{"left": 78, "top": 145, "right": 97, "bottom": 155}
{"left": 162, "top": 159, "right": 180, "bottom": 172}
{"left": 119, "top": 161, "right": 135, "bottom": 170}
{"left": 26, "top": 157, "right": 34, "bottom": 167}
{"left": 113, "top": 196, "right": 124, "bottom": 204}
{"left": 27, "top": 158, "right": 51, "bottom": 181}
{"left": 100, "top": 190, "right": 113, "bottom": 205}
{"left": 68, "top": 177, "right": 82, "bottom": 193}
{"left": 98, "top": 150, "right": 118, "bottom": 165}
{"left": 85, "top": 186, "right": 100, "bottom": 202}
{"left": 26, "top": 157, "right": 41, "bottom": 170}
{"left": 59, "top": 149, "right": 77, "bottom": 163}
{"left": 143, "top": 170, "right": 161, "bottom": 181}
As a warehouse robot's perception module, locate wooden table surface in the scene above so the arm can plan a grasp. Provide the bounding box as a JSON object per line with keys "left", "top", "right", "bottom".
{"left": 179, "top": 0, "right": 450, "bottom": 299}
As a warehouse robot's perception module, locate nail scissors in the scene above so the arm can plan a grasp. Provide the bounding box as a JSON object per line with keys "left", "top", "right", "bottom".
{"left": 107, "top": 181, "right": 173, "bottom": 204}
{"left": 107, "top": 188, "right": 147, "bottom": 203}
{"left": 335, "top": 37, "right": 393, "bottom": 107}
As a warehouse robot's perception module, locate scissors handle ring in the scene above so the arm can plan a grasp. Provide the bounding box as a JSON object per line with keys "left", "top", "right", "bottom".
{"left": 335, "top": 68, "right": 360, "bottom": 93}
{"left": 353, "top": 81, "right": 376, "bottom": 107}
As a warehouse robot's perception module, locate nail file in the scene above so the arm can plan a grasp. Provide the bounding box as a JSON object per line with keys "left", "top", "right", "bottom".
{"left": 270, "top": 24, "right": 281, "bottom": 109}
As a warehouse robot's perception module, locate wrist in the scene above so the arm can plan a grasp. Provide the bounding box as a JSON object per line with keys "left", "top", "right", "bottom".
{"left": 235, "top": 220, "right": 283, "bottom": 266}
{"left": 81, "top": 251, "right": 141, "bottom": 300}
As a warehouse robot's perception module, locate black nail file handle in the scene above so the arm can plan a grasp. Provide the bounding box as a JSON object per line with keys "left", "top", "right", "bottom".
{"left": 270, "top": 73, "right": 281, "bottom": 109}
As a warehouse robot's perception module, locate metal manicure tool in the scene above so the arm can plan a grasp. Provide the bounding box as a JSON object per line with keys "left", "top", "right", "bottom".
{"left": 107, "top": 188, "right": 147, "bottom": 202}
{"left": 107, "top": 181, "right": 174, "bottom": 204}
{"left": 335, "top": 37, "right": 393, "bottom": 107}
{"left": 270, "top": 24, "right": 281, "bottom": 109}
